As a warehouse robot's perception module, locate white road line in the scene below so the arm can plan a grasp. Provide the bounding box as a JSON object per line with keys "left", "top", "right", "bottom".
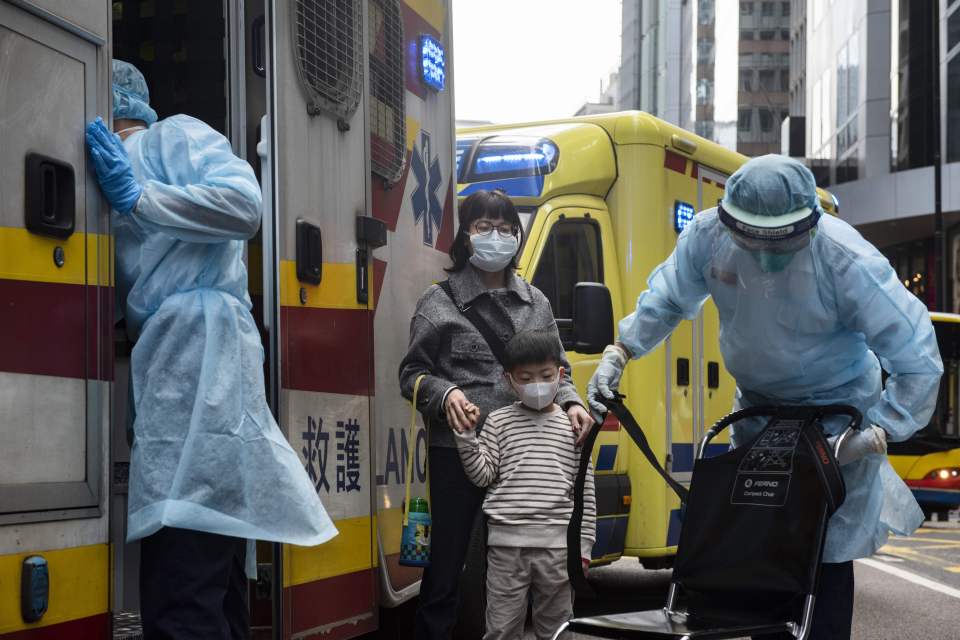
{"left": 857, "top": 557, "right": 960, "bottom": 600}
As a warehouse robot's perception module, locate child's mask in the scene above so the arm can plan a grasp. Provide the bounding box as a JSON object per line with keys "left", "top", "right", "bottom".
{"left": 509, "top": 373, "right": 560, "bottom": 411}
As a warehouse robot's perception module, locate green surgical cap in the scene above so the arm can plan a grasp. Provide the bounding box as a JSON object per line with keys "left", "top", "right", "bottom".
{"left": 722, "top": 154, "right": 818, "bottom": 217}
{"left": 112, "top": 60, "right": 158, "bottom": 126}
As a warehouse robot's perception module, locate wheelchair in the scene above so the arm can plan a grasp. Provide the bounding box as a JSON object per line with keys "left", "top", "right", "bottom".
{"left": 556, "top": 400, "right": 858, "bottom": 640}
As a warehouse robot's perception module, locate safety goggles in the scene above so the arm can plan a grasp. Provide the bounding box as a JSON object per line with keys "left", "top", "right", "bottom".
{"left": 718, "top": 202, "right": 821, "bottom": 253}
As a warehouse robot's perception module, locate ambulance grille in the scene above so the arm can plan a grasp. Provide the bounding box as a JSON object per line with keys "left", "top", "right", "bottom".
{"left": 292, "top": 0, "right": 363, "bottom": 122}
{"left": 369, "top": 0, "right": 406, "bottom": 184}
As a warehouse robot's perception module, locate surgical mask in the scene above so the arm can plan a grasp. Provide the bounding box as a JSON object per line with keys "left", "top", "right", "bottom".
{"left": 509, "top": 373, "right": 560, "bottom": 410}
{"left": 469, "top": 232, "right": 519, "bottom": 272}
{"left": 751, "top": 251, "right": 795, "bottom": 273}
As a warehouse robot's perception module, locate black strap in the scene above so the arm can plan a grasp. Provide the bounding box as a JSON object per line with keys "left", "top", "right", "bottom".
{"left": 437, "top": 280, "right": 510, "bottom": 368}
{"left": 567, "top": 421, "right": 601, "bottom": 599}
{"left": 602, "top": 397, "right": 690, "bottom": 503}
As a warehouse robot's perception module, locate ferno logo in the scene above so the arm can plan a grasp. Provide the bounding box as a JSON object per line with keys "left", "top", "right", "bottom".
{"left": 814, "top": 440, "right": 831, "bottom": 466}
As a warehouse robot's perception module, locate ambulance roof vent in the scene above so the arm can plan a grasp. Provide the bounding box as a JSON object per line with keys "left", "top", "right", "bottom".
{"left": 293, "top": 0, "right": 363, "bottom": 123}
{"left": 369, "top": 0, "right": 406, "bottom": 184}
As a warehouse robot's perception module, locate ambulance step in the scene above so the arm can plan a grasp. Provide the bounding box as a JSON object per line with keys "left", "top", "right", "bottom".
{"left": 113, "top": 610, "right": 143, "bottom": 639}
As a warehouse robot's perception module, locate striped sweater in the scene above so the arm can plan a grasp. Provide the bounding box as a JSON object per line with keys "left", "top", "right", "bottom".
{"left": 454, "top": 402, "right": 596, "bottom": 558}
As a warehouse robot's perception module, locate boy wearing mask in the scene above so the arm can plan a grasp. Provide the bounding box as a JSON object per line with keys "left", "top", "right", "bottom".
{"left": 454, "top": 329, "right": 596, "bottom": 640}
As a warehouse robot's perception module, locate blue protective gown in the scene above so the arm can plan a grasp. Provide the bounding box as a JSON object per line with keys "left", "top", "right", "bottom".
{"left": 618, "top": 208, "right": 943, "bottom": 563}
{"left": 116, "top": 115, "right": 337, "bottom": 550}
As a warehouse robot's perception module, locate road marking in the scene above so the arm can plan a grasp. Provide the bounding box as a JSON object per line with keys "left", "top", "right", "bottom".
{"left": 857, "top": 558, "right": 960, "bottom": 600}
{"left": 946, "top": 566, "right": 960, "bottom": 574}
{"left": 874, "top": 554, "right": 904, "bottom": 563}
{"left": 892, "top": 536, "right": 960, "bottom": 546}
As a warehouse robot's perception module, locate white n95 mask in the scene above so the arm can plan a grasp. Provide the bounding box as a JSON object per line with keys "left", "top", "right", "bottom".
{"left": 469, "top": 232, "right": 519, "bottom": 272}
{"left": 510, "top": 375, "right": 560, "bottom": 411}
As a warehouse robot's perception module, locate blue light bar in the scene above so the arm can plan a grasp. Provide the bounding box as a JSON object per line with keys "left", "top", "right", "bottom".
{"left": 419, "top": 34, "right": 445, "bottom": 91}
{"left": 470, "top": 138, "right": 559, "bottom": 178}
{"left": 674, "top": 201, "right": 695, "bottom": 233}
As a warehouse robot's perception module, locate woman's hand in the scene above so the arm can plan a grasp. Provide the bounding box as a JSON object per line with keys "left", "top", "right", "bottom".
{"left": 445, "top": 389, "right": 480, "bottom": 433}
{"left": 567, "top": 403, "right": 595, "bottom": 445}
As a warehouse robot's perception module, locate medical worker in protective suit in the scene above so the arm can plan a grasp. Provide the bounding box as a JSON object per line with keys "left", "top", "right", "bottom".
{"left": 85, "top": 61, "right": 337, "bottom": 639}
{"left": 588, "top": 154, "right": 942, "bottom": 639}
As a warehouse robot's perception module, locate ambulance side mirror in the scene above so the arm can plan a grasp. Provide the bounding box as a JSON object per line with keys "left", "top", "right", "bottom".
{"left": 571, "top": 282, "right": 614, "bottom": 354}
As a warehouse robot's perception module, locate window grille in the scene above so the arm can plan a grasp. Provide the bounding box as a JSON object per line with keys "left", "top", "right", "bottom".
{"left": 369, "top": 0, "right": 406, "bottom": 183}
{"left": 292, "top": 0, "right": 363, "bottom": 121}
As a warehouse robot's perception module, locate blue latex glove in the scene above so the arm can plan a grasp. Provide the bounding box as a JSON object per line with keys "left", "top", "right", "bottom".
{"left": 86, "top": 117, "right": 142, "bottom": 214}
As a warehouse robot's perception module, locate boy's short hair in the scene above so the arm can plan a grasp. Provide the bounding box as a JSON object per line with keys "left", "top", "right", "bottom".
{"left": 504, "top": 329, "right": 563, "bottom": 371}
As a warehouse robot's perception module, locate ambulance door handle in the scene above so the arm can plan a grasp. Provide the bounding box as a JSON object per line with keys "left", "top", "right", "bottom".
{"left": 676, "top": 358, "right": 690, "bottom": 387}
{"left": 252, "top": 16, "right": 266, "bottom": 78}
{"left": 25, "top": 153, "right": 75, "bottom": 239}
{"left": 707, "top": 361, "right": 720, "bottom": 389}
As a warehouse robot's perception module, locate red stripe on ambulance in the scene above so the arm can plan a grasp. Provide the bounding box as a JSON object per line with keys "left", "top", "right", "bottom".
{"left": 0, "top": 613, "right": 108, "bottom": 640}
{"left": 283, "top": 307, "right": 373, "bottom": 396}
{"left": 0, "top": 279, "right": 112, "bottom": 381}
{"left": 286, "top": 568, "right": 377, "bottom": 638}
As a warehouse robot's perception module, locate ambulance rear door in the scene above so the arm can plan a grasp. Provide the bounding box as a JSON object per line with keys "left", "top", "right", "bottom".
{"left": 0, "top": 1, "right": 111, "bottom": 637}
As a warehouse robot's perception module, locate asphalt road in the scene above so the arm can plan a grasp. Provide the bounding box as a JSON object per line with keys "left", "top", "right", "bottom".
{"left": 527, "top": 521, "right": 960, "bottom": 640}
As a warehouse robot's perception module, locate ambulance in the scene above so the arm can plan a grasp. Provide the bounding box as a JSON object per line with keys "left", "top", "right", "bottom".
{"left": 0, "top": 0, "right": 458, "bottom": 638}
{"left": 454, "top": 113, "right": 840, "bottom": 583}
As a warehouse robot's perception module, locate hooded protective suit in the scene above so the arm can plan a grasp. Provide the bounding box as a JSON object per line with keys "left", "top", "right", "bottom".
{"left": 617, "top": 207, "right": 942, "bottom": 562}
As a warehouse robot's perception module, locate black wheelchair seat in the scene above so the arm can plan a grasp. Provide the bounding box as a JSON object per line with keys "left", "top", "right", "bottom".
{"left": 557, "top": 402, "right": 859, "bottom": 640}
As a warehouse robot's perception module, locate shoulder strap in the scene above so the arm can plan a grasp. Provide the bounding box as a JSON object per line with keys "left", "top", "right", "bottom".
{"left": 437, "top": 280, "right": 510, "bottom": 368}
{"left": 567, "top": 421, "right": 600, "bottom": 599}
{"left": 603, "top": 398, "right": 690, "bottom": 503}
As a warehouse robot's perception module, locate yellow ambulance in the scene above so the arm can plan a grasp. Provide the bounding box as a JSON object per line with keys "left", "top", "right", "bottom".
{"left": 456, "top": 112, "right": 839, "bottom": 567}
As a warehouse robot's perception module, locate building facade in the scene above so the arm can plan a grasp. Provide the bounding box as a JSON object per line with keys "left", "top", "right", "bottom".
{"left": 618, "top": 0, "right": 691, "bottom": 127}
{"left": 619, "top": 0, "right": 792, "bottom": 156}
{"left": 796, "top": 0, "right": 960, "bottom": 311}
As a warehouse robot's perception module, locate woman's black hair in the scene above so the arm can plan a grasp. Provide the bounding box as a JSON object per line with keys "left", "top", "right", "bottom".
{"left": 446, "top": 189, "right": 524, "bottom": 273}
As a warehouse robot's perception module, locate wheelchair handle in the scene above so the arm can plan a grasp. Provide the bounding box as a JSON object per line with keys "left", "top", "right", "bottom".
{"left": 698, "top": 404, "right": 863, "bottom": 460}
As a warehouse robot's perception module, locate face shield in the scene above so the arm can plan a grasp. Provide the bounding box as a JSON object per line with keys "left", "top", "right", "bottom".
{"left": 718, "top": 202, "right": 821, "bottom": 255}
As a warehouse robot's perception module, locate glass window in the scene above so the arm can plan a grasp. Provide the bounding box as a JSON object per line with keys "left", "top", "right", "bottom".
{"left": 740, "top": 69, "right": 754, "bottom": 92}
{"left": 759, "top": 108, "right": 774, "bottom": 132}
{"left": 532, "top": 221, "right": 603, "bottom": 339}
{"left": 741, "top": 1, "right": 754, "bottom": 15}
{"left": 697, "top": 78, "right": 714, "bottom": 104}
{"left": 741, "top": 29, "right": 755, "bottom": 40}
{"left": 759, "top": 30, "right": 775, "bottom": 40}
{"left": 759, "top": 69, "right": 776, "bottom": 91}
{"left": 780, "top": 69, "right": 790, "bottom": 91}
{"left": 837, "top": 43, "right": 848, "bottom": 125}
{"left": 949, "top": 8, "right": 960, "bottom": 54}
{"left": 782, "top": 1, "right": 791, "bottom": 16}
{"left": 761, "top": 1, "right": 775, "bottom": 16}
{"left": 698, "top": 39, "right": 715, "bottom": 64}
{"left": 738, "top": 108, "right": 754, "bottom": 132}
{"left": 700, "top": 0, "right": 715, "bottom": 24}
{"left": 948, "top": 55, "right": 960, "bottom": 162}
{"left": 781, "top": 29, "right": 790, "bottom": 40}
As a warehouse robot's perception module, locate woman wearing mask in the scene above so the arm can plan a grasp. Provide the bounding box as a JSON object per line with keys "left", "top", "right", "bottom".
{"left": 399, "top": 189, "right": 593, "bottom": 639}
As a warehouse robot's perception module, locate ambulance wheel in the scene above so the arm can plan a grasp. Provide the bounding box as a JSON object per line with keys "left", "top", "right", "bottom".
{"left": 454, "top": 512, "right": 487, "bottom": 640}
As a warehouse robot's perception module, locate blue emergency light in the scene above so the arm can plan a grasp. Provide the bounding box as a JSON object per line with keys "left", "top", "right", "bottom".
{"left": 419, "top": 34, "right": 445, "bottom": 91}
{"left": 674, "top": 201, "right": 695, "bottom": 233}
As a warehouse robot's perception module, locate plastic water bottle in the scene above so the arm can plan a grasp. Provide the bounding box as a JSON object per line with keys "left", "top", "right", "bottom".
{"left": 400, "top": 497, "right": 431, "bottom": 567}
